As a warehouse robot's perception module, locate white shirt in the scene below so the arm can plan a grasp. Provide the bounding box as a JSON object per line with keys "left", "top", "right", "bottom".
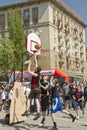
{"left": 0, "top": 89, "right": 6, "bottom": 100}
{"left": 8, "top": 89, "right": 13, "bottom": 100}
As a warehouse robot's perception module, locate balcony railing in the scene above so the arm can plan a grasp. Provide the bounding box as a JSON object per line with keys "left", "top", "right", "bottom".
{"left": 59, "top": 58, "right": 64, "bottom": 64}
{"left": 58, "top": 34, "right": 62, "bottom": 41}
{"left": 58, "top": 42, "right": 63, "bottom": 47}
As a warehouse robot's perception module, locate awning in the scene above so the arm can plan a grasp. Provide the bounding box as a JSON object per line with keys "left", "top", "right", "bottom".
{"left": 8, "top": 68, "right": 70, "bottom": 83}
{"left": 41, "top": 68, "right": 70, "bottom": 83}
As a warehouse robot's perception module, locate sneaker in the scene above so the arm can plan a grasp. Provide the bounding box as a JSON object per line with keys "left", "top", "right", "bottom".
{"left": 26, "top": 111, "right": 30, "bottom": 117}
{"left": 77, "top": 116, "right": 80, "bottom": 120}
{"left": 21, "top": 111, "right": 27, "bottom": 116}
{"left": 72, "top": 116, "right": 76, "bottom": 122}
{"left": 50, "top": 127, "right": 58, "bottom": 130}
{"left": 39, "top": 121, "right": 45, "bottom": 127}
{"left": 69, "top": 114, "right": 76, "bottom": 122}
{"left": 33, "top": 113, "right": 41, "bottom": 120}
{"left": 2, "top": 109, "right": 5, "bottom": 112}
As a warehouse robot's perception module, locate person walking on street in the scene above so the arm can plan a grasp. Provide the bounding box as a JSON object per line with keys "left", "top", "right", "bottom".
{"left": 50, "top": 77, "right": 76, "bottom": 130}
{"left": 72, "top": 84, "right": 85, "bottom": 119}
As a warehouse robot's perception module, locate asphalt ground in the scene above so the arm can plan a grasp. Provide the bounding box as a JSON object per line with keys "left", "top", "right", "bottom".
{"left": 0, "top": 107, "right": 87, "bottom": 130}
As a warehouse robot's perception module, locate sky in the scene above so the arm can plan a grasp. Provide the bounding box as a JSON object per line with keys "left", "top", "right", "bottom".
{"left": 0, "top": 0, "right": 26, "bottom": 7}
{"left": 0, "top": 0, "right": 87, "bottom": 41}
{"left": 0, "top": 0, "right": 87, "bottom": 24}
{"left": 63, "top": 0, "right": 87, "bottom": 24}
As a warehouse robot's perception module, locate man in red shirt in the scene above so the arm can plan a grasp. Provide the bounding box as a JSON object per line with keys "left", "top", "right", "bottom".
{"left": 28, "top": 55, "right": 41, "bottom": 120}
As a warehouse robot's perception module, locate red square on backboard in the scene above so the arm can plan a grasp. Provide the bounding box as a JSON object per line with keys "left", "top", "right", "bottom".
{"left": 30, "top": 40, "right": 39, "bottom": 53}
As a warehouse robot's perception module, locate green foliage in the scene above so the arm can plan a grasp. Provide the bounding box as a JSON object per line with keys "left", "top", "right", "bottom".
{"left": 0, "top": 9, "right": 25, "bottom": 78}
{"left": 0, "top": 35, "right": 14, "bottom": 76}
{"left": 8, "top": 9, "right": 25, "bottom": 70}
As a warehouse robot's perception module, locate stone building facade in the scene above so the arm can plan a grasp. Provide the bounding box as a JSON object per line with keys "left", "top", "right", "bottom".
{"left": 0, "top": 0, "right": 87, "bottom": 81}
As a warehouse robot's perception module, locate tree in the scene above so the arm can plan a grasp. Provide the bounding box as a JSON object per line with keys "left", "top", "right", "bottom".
{"left": 0, "top": 35, "right": 14, "bottom": 77}
{"left": 8, "top": 9, "right": 25, "bottom": 70}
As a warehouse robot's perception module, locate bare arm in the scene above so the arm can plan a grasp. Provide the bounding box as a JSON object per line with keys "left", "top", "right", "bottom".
{"left": 39, "top": 82, "right": 49, "bottom": 90}
{"left": 28, "top": 60, "right": 38, "bottom": 77}
{"left": 27, "top": 60, "right": 31, "bottom": 71}
{"left": 50, "top": 76, "right": 54, "bottom": 87}
{"left": 35, "top": 54, "right": 38, "bottom": 68}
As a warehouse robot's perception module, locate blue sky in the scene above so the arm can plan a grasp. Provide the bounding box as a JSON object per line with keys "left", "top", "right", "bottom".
{"left": 63, "top": 0, "right": 87, "bottom": 23}
{"left": 0, "top": 0, "right": 86, "bottom": 24}
{"left": 0, "top": 0, "right": 26, "bottom": 7}
{"left": 0, "top": 0, "right": 87, "bottom": 41}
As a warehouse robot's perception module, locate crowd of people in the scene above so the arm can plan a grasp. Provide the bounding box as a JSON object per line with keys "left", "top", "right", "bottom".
{"left": 22, "top": 54, "right": 87, "bottom": 130}
{"left": 0, "top": 54, "right": 87, "bottom": 130}
{"left": 0, "top": 82, "right": 13, "bottom": 112}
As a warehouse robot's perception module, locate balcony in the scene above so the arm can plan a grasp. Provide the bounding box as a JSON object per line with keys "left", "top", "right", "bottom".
{"left": 80, "top": 44, "right": 83, "bottom": 50}
{"left": 81, "top": 56, "right": 84, "bottom": 62}
{"left": 75, "top": 55, "right": 79, "bottom": 60}
{"left": 80, "top": 38, "right": 83, "bottom": 43}
{"left": 64, "top": 23, "right": 69, "bottom": 35}
{"left": 76, "top": 63, "right": 80, "bottom": 68}
{"left": 58, "top": 21, "right": 63, "bottom": 31}
{"left": 80, "top": 51, "right": 84, "bottom": 55}
{"left": 58, "top": 34, "right": 62, "bottom": 41}
{"left": 74, "top": 35, "right": 78, "bottom": 40}
{"left": 66, "top": 44, "right": 70, "bottom": 50}
{"left": 59, "top": 51, "right": 63, "bottom": 55}
{"left": 74, "top": 42, "right": 78, "bottom": 46}
{"left": 58, "top": 42, "right": 63, "bottom": 47}
{"left": 59, "top": 58, "right": 64, "bottom": 64}
{"left": 66, "top": 53, "right": 70, "bottom": 57}
{"left": 65, "top": 36, "right": 69, "bottom": 43}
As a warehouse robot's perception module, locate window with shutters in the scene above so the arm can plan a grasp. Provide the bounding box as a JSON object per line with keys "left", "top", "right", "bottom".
{"left": 23, "top": 9, "right": 30, "bottom": 27}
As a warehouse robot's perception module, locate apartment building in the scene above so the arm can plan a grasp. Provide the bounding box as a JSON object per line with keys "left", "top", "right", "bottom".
{"left": 0, "top": 0, "right": 87, "bottom": 81}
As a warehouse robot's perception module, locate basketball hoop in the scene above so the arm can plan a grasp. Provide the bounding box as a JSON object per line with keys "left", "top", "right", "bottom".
{"left": 26, "top": 33, "right": 41, "bottom": 55}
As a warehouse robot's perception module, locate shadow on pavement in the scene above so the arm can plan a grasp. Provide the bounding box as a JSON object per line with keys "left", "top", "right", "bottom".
{"left": 24, "top": 122, "right": 50, "bottom": 129}
{"left": 58, "top": 126, "right": 71, "bottom": 129}
{"left": 0, "top": 119, "right": 30, "bottom": 130}
{"left": 81, "top": 124, "right": 87, "bottom": 127}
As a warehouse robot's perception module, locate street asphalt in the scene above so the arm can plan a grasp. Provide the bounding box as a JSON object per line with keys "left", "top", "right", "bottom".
{"left": 0, "top": 107, "right": 87, "bottom": 130}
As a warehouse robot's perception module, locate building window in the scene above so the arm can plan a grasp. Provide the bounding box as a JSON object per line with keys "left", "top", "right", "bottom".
{"left": 0, "top": 14, "right": 5, "bottom": 28}
{"left": 55, "top": 55, "right": 57, "bottom": 67}
{"left": 23, "top": 9, "right": 30, "bottom": 27}
{"left": 32, "top": 7, "right": 38, "bottom": 24}
{"left": 53, "top": 8, "right": 56, "bottom": 25}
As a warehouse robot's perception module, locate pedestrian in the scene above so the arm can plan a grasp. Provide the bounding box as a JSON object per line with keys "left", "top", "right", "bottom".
{"left": 62, "top": 83, "right": 70, "bottom": 110}
{"left": 50, "top": 77, "right": 76, "bottom": 130}
{"left": 83, "top": 81, "right": 87, "bottom": 108}
{"left": 0, "top": 84, "right": 6, "bottom": 111}
{"left": 39, "top": 75, "right": 50, "bottom": 126}
{"left": 72, "top": 84, "right": 85, "bottom": 119}
{"left": 23, "top": 79, "right": 31, "bottom": 116}
{"left": 28, "top": 54, "right": 42, "bottom": 120}
{"left": 7, "top": 85, "right": 13, "bottom": 108}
